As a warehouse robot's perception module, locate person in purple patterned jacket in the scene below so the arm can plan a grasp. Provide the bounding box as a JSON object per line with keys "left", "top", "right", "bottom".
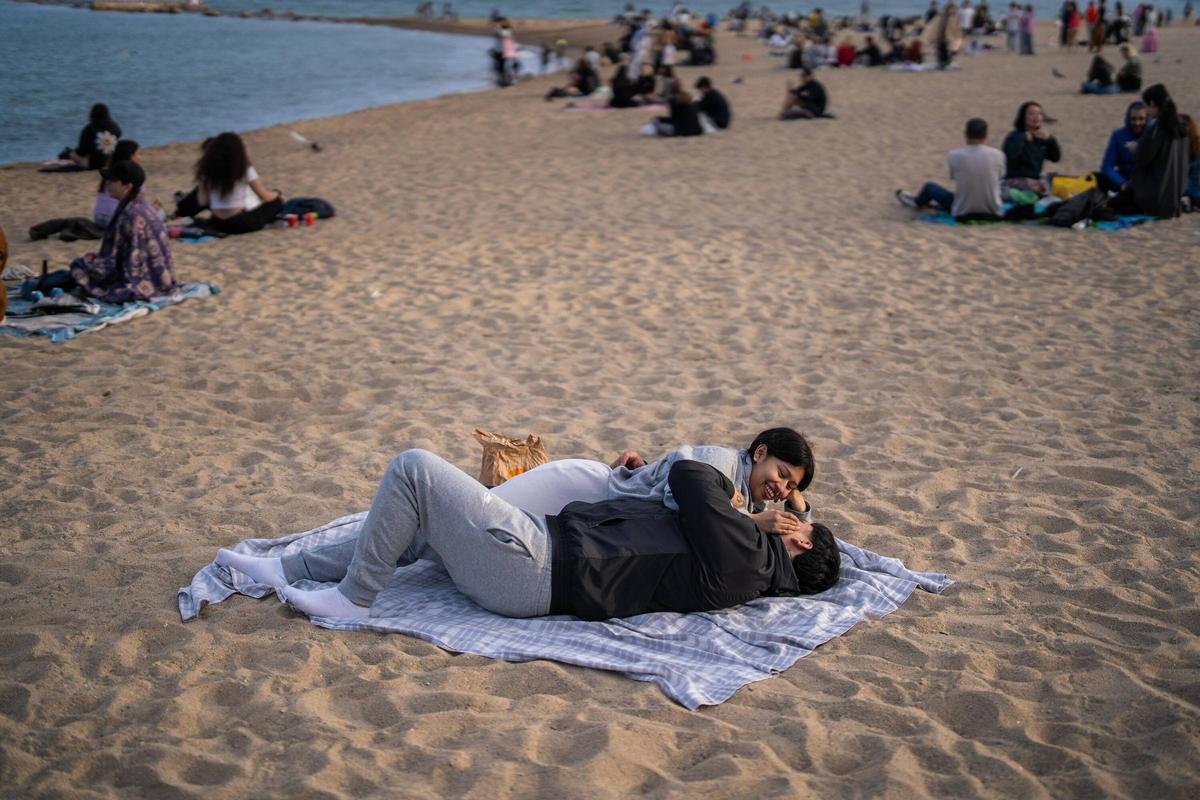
{"left": 69, "top": 160, "right": 177, "bottom": 303}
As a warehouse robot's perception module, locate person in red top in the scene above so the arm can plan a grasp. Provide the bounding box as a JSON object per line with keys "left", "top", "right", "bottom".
{"left": 1067, "top": 2, "right": 1083, "bottom": 48}
{"left": 835, "top": 38, "right": 857, "bottom": 66}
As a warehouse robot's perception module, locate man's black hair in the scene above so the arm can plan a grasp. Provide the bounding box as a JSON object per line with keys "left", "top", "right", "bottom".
{"left": 695, "top": 76, "right": 713, "bottom": 90}
{"left": 792, "top": 523, "right": 840, "bottom": 594}
{"left": 747, "top": 427, "right": 815, "bottom": 492}
{"left": 965, "top": 117, "right": 988, "bottom": 140}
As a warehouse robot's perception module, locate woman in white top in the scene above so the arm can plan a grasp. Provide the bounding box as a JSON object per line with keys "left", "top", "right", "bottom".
{"left": 194, "top": 132, "right": 283, "bottom": 235}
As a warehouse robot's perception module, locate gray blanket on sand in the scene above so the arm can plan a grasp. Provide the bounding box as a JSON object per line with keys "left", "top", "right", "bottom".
{"left": 179, "top": 512, "right": 953, "bottom": 709}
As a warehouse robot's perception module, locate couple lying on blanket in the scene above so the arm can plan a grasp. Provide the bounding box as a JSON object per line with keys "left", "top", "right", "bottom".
{"left": 217, "top": 427, "right": 841, "bottom": 622}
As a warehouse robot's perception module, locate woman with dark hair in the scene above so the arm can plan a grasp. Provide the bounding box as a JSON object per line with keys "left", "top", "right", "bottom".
{"left": 649, "top": 79, "right": 704, "bottom": 136}
{"left": 94, "top": 139, "right": 141, "bottom": 228}
{"left": 488, "top": 426, "right": 817, "bottom": 535}
{"left": 1111, "top": 84, "right": 1190, "bottom": 218}
{"left": 194, "top": 132, "right": 284, "bottom": 235}
{"left": 65, "top": 103, "right": 123, "bottom": 170}
{"left": 1001, "top": 101, "right": 1061, "bottom": 195}
{"left": 24, "top": 161, "right": 177, "bottom": 303}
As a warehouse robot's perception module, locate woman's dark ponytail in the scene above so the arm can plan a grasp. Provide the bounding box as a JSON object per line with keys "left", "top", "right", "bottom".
{"left": 106, "top": 163, "right": 146, "bottom": 233}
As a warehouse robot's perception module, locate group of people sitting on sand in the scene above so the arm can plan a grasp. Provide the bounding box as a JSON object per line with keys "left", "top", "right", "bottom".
{"left": 216, "top": 427, "right": 843, "bottom": 622}
{"left": 22, "top": 108, "right": 290, "bottom": 305}
{"left": 1079, "top": 43, "right": 1142, "bottom": 93}
{"left": 896, "top": 83, "right": 1199, "bottom": 221}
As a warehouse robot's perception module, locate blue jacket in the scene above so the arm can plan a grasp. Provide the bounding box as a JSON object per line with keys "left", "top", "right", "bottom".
{"left": 1100, "top": 106, "right": 1143, "bottom": 187}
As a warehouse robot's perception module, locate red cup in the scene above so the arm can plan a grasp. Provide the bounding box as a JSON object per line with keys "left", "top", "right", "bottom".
{"left": 285, "top": 214, "right": 298, "bottom": 228}
{"left": 304, "top": 212, "right": 316, "bottom": 226}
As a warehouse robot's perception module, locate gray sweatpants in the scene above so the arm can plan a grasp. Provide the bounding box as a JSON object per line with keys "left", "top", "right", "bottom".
{"left": 281, "top": 450, "right": 553, "bottom": 618}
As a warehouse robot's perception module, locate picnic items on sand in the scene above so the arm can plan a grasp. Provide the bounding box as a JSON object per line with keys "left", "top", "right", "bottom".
{"left": 1050, "top": 173, "right": 1099, "bottom": 201}
{"left": 473, "top": 429, "right": 549, "bottom": 487}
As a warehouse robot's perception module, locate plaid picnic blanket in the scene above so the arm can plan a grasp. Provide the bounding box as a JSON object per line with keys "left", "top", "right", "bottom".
{"left": 179, "top": 512, "right": 953, "bottom": 709}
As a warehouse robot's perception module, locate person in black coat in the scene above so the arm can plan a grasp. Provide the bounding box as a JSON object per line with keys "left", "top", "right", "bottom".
{"left": 62, "top": 103, "right": 122, "bottom": 170}
{"left": 694, "top": 76, "right": 732, "bottom": 129}
{"left": 652, "top": 80, "right": 704, "bottom": 137}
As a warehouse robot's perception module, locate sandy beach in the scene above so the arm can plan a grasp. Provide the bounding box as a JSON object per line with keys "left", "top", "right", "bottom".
{"left": 1, "top": 18, "right": 1198, "bottom": 798}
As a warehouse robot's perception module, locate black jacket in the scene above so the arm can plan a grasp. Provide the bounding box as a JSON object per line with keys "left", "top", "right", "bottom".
{"left": 547, "top": 461, "right": 799, "bottom": 620}
{"left": 696, "top": 89, "right": 732, "bottom": 129}
{"left": 1002, "top": 129, "right": 1062, "bottom": 179}
{"left": 794, "top": 80, "right": 827, "bottom": 115}
{"left": 667, "top": 99, "right": 704, "bottom": 137}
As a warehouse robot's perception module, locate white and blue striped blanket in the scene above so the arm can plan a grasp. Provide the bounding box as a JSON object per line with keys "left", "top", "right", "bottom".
{"left": 1, "top": 282, "right": 218, "bottom": 343}
{"left": 178, "top": 512, "right": 953, "bottom": 709}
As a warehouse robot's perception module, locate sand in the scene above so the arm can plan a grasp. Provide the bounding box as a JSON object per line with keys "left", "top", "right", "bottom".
{"left": 1, "top": 20, "right": 1198, "bottom": 799}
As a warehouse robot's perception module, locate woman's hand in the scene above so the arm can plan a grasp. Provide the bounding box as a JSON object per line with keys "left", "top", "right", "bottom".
{"left": 785, "top": 489, "right": 808, "bottom": 514}
{"left": 609, "top": 451, "right": 646, "bottom": 470}
{"left": 751, "top": 509, "right": 807, "bottom": 535}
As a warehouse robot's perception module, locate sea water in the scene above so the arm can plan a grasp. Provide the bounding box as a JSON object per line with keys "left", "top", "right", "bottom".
{"left": 0, "top": 1, "right": 494, "bottom": 165}
{"left": 2, "top": 0, "right": 1071, "bottom": 166}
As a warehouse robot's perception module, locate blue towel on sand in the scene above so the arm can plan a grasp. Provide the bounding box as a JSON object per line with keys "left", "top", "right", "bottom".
{"left": 179, "top": 512, "right": 953, "bottom": 709}
{"left": 1, "top": 282, "right": 219, "bottom": 343}
{"left": 917, "top": 211, "right": 1157, "bottom": 229}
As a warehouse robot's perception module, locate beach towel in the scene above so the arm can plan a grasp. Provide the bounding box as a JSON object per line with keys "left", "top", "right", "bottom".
{"left": 564, "top": 102, "right": 667, "bottom": 113}
{"left": 178, "top": 512, "right": 953, "bottom": 709}
{"left": 0, "top": 282, "right": 219, "bottom": 343}
{"left": 916, "top": 211, "right": 1156, "bottom": 229}
{"left": 37, "top": 159, "right": 87, "bottom": 173}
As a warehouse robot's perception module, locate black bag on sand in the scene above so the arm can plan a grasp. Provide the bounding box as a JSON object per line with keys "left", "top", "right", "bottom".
{"left": 1050, "top": 188, "right": 1116, "bottom": 227}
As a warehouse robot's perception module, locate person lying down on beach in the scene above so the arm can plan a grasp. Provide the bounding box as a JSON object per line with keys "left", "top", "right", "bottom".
{"left": 217, "top": 448, "right": 840, "bottom": 623}
{"left": 492, "top": 426, "right": 815, "bottom": 526}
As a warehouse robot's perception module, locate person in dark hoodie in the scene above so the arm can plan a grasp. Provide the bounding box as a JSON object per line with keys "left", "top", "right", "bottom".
{"left": 215, "top": 451, "right": 841, "bottom": 621}
{"left": 1110, "top": 83, "right": 1190, "bottom": 219}
{"left": 693, "top": 76, "right": 732, "bottom": 129}
{"left": 1096, "top": 101, "right": 1148, "bottom": 192}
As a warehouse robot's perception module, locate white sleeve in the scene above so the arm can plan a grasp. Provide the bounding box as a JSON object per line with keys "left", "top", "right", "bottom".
{"left": 489, "top": 459, "right": 612, "bottom": 517}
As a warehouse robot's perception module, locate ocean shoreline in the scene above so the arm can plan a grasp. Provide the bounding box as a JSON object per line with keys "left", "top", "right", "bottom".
{"left": 1, "top": 0, "right": 619, "bottom": 168}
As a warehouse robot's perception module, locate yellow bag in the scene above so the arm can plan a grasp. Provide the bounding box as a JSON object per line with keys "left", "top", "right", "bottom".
{"left": 472, "top": 429, "right": 549, "bottom": 487}
{"left": 1050, "top": 174, "right": 1098, "bottom": 201}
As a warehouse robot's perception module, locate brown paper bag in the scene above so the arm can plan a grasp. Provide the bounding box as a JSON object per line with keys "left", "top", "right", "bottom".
{"left": 473, "top": 428, "right": 549, "bottom": 487}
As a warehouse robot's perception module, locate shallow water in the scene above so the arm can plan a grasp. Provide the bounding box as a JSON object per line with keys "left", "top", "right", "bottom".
{"left": 2, "top": 0, "right": 1068, "bottom": 166}
{"left": 0, "top": 1, "right": 494, "bottom": 165}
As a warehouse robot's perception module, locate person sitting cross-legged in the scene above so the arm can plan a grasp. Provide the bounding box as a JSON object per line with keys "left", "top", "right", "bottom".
{"left": 897, "top": 116, "right": 1007, "bottom": 222}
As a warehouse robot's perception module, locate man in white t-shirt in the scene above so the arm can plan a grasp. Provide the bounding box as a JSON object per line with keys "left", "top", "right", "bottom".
{"left": 896, "top": 117, "right": 1007, "bottom": 221}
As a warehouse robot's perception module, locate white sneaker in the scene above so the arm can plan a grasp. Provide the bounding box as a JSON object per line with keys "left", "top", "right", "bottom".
{"left": 896, "top": 190, "right": 919, "bottom": 209}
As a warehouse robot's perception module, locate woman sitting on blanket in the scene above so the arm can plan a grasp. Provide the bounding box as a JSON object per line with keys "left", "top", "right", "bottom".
{"left": 1001, "top": 101, "right": 1061, "bottom": 198}
{"left": 216, "top": 430, "right": 838, "bottom": 622}
{"left": 24, "top": 161, "right": 177, "bottom": 304}
{"left": 182, "top": 133, "right": 285, "bottom": 235}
